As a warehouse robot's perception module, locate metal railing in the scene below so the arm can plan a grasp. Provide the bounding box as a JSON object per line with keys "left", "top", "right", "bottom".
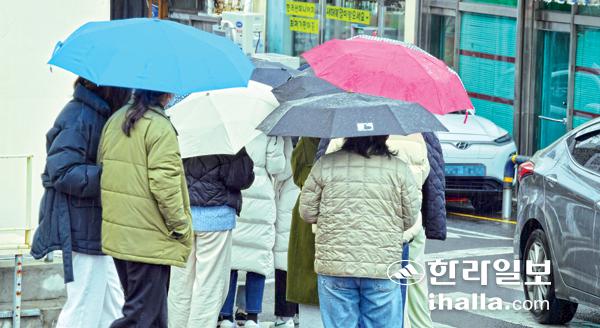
{"left": 0, "top": 155, "right": 33, "bottom": 252}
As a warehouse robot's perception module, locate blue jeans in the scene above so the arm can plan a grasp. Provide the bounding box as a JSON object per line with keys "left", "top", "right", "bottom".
{"left": 318, "top": 275, "right": 403, "bottom": 328}
{"left": 220, "top": 270, "right": 266, "bottom": 315}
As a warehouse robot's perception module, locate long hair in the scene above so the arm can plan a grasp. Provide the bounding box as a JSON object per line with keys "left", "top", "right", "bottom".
{"left": 74, "top": 77, "right": 131, "bottom": 111}
{"left": 341, "top": 135, "right": 397, "bottom": 159}
{"left": 122, "top": 90, "right": 169, "bottom": 136}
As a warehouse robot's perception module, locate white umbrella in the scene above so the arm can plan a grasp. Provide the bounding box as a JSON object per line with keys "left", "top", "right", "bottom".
{"left": 167, "top": 81, "right": 278, "bottom": 158}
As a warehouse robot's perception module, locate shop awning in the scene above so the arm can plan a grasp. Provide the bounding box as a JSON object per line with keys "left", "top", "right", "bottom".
{"left": 542, "top": 0, "right": 600, "bottom": 5}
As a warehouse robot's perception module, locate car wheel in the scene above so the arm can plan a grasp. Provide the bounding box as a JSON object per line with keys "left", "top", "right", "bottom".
{"left": 471, "top": 195, "right": 502, "bottom": 213}
{"left": 523, "top": 229, "right": 578, "bottom": 324}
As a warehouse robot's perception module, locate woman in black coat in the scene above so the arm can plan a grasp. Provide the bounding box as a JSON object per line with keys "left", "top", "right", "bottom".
{"left": 31, "top": 78, "right": 131, "bottom": 328}
{"left": 168, "top": 148, "right": 255, "bottom": 328}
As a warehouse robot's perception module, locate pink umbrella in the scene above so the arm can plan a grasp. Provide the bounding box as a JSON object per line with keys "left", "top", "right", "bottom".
{"left": 302, "top": 37, "right": 473, "bottom": 115}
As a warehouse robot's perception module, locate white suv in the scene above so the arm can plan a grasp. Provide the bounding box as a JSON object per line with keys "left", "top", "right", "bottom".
{"left": 436, "top": 113, "right": 518, "bottom": 212}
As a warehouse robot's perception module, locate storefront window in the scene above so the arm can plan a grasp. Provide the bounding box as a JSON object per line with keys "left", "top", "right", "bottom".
{"left": 574, "top": 26, "right": 600, "bottom": 127}
{"left": 429, "top": 15, "right": 455, "bottom": 69}
{"left": 324, "top": 0, "right": 378, "bottom": 41}
{"left": 463, "top": 0, "right": 517, "bottom": 7}
{"left": 458, "top": 13, "right": 517, "bottom": 134}
{"left": 382, "top": 0, "right": 405, "bottom": 40}
{"left": 541, "top": 2, "right": 571, "bottom": 11}
{"left": 578, "top": 5, "right": 600, "bottom": 16}
{"left": 536, "top": 31, "right": 570, "bottom": 149}
{"left": 269, "top": 0, "right": 319, "bottom": 56}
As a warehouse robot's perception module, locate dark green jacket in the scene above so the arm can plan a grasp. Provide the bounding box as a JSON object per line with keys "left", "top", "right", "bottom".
{"left": 286, "top": 137, "right": 320, "bottom": 305}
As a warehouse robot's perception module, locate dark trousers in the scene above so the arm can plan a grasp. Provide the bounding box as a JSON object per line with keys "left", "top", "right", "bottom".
{"left": 275, "top": 269, "right": 299, "bottom": 317}
{"left": 110, "top": 259, "right": 171, "bottom": 328}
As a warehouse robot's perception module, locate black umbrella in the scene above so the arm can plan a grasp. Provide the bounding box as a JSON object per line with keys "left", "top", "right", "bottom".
{"left": 257, "top": 93, "right": 448, "bottom": 138}
{"left": 250, "top": 58, "right": 301, "bottom": 88}
{"left": 271, "top": 74, "right": 343, "bottom": 103}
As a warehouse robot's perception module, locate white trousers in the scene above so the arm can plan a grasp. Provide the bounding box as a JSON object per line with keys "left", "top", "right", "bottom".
{"left": 404, "top": 229, "right": 433, "bottom": 328}
{"left": 300, "top": 304, "right": 324, "bottom": 328}
{"left": 56, "top": 251, "right": 124, "bottom": 328}
{"left": 168, "top": 230, "right": 233, "bottom": 328}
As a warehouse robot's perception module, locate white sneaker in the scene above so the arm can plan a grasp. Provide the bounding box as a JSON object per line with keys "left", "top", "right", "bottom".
{"left": 245, "top": 320, "right": 260, "bottom": 328}
{"left": 219, "top": 319, "right": 237, "bottom": 328}
{"left": 273, "top": 317, "right": 295, "bottom": 327}
{"left": 293, "top": 314, "right": 299, "bottom": 326}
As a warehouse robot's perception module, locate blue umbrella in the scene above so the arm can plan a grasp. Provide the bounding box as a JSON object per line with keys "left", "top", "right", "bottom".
{"left": 49, "top": 18, "right": 254, "bottom": 94}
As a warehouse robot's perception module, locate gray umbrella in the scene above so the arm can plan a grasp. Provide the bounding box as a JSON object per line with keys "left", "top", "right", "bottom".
{"left": 250, "top": 58, "right": 300, "bottom": 88}
{"left": 257, "top": 93, "right": 448, "bottom": 138}
{"left": 271, "top": 74, "right": 343, "bottom": 103}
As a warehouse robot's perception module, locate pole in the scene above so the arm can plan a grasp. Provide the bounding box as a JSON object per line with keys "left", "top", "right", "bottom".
{"left": 318, "top": 0, "right": 327, "bottom": 44}
{"left": 13, "top": 254, "right": 23, "bottom": 328}
{"left": 502, "top": 155, "right": 530, "bottom": 220}
{"left": 377, "top": 0, "right": 385, "bottom": 37}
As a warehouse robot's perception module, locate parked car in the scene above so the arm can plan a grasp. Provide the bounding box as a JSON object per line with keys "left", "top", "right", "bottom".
{"left": 514, "top": 117, "right": 600, "bottom": 324}
{"left": 436, "top": 113, "right": 517, "bottom": 212}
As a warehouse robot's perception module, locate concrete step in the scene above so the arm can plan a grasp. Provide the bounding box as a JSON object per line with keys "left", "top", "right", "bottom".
{"left": 0, "top": 298, "right": 64, "bottom": 328}
{"left": 0, "top": 256, "right": 66, "bottom": 303}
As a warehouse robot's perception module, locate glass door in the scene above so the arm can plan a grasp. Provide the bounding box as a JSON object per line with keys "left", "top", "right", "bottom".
{"left": 536, "top": 31, "right": 570, "bottom": 149}
{"left": 428, "top": 14, "right": 456, "bottom": 69}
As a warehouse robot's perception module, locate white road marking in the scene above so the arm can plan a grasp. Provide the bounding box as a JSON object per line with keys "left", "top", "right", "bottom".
{"left": 446, "top": 226, "right": 514, "bottom": 241}
{"left": 424, "top": 247, "right": 514, "bottom": 262}
{"left": 500, "top": 283, "right": 524, "bottom": 292}
{"left": 445, "top": 231, "right": 462, "bottom": 239}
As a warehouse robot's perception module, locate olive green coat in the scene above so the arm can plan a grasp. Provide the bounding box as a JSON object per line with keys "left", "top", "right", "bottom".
{"left": 286, "top": 137, "right": 320, "bottom": 305}
{"left": 98, "top": 105, "right": 192, "bottom": 267}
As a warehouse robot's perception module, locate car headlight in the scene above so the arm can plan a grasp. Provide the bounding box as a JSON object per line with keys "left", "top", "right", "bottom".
{"left": 494, "top": 134, "right": 512, "bottom": 144}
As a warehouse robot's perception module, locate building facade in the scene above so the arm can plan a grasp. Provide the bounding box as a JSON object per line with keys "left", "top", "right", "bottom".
{"left": 418, "top": 0, "right": 600, "bottom": 155}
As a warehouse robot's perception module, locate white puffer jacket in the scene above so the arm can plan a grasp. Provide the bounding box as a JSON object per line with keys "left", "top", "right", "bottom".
{"left": 273, "top": 138, "right": 299, "bottom": 271}
{"left": 231, "top": 134, "right": 286, "bottom": 276}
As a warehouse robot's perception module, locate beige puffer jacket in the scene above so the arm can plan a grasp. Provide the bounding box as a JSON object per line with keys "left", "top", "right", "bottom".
{"left": 299, "top": 150, "right": 420, "bottom": 279}
{"left": 326, "top": 134, "right": 430, "bottom": 241}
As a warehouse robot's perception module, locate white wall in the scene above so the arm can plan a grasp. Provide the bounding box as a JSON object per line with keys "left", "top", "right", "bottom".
{"left": 0, "top": 0, "right": 110, "bottom": 246}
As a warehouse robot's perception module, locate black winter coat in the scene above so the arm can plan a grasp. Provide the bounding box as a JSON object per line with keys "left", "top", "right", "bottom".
{"left": 184, "top": 149, "right": 254, "bottom": 215}
{"left": 421, "top": 132, "right": 447, "bottom": 240}
{"left": 31, "top": 84, "right": 113, "bottom": 283}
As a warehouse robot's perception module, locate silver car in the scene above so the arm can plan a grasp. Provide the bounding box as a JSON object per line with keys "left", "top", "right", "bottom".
{"left": 514, "top": 118, "right": 600, "bottom": 324}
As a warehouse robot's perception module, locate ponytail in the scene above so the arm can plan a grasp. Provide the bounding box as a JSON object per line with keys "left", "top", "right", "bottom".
{"left": 122, "top": 90, "right": 166, "bottom": 136}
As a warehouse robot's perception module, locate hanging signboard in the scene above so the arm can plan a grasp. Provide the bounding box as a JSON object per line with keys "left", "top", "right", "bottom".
{"left": 325, "top": 5, "right": 371, "bottom": 25}
{"left": 289, "top": 16, "right": 320, "bottom": 34}
{"left": 286, "top": 1, "right": 317, "bottom": 18}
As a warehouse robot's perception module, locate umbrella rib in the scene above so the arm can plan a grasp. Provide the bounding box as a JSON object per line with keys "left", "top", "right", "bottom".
{"left": 206, "top": 94, "right": 235, "bottom": 150}
{"left": 402, "top": 46, "right": 446, "bottom": 114}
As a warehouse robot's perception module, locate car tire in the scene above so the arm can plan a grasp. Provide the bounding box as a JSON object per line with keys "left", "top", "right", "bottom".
{"left": 471, "top": 195, "right": 503, "bottom": 213}
{"left": 523, "top": 229, "right": 578, "bottom": 324}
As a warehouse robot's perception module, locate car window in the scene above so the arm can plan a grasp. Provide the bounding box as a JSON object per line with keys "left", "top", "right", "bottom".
{"left": 569, "top": 129, "right": 600, "bottom": 174}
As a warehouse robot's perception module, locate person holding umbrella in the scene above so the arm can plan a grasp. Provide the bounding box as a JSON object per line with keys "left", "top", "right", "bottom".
{"left": 299, "top": 135, "right": 420, "bottom": 327}
{"left": 30, "top": 78, "right": 131, "bottom": 328}
{"left": 98, "top": 89, "right": 193, "bottom": 328}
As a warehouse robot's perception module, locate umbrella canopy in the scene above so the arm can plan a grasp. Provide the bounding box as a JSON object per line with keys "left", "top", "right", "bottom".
{"left": 271, "top": 74, "right": 343, "bottom": 103}
{"left": 250, "top": 58, "right": 301, "bottom": 88}
{"left": 257, "top": 93, "right": 448, "bottom": 138}
{"left": 167, "top": 81, "right": 278, "bottom": 158}
{"left": 49, "top": 18, "right": 254, "bottom": 94}
{"left": 302, "top": 37, "right": 473, "bottom": 115}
